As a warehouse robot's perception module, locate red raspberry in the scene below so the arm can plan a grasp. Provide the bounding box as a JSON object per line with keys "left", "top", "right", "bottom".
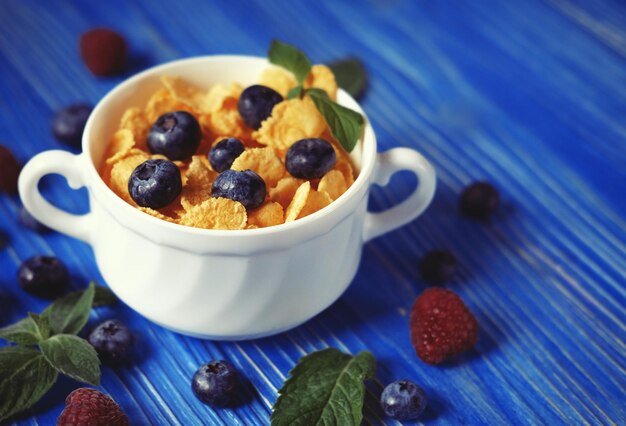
{"left": 0, "top": 145, "right": 21, "bottom": 194}
{"left": 410, "top": 288, "right": 478, "bottom": 365}
{"left": 79, "top": 28, "right": 127, "bottom": 76}
{"left": 57, "top": 388, "right": 129, "bottom": 426}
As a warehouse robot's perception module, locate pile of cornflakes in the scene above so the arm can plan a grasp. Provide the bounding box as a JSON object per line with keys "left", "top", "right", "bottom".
{"left": 100, "top": 64, "right": 357, "bottom": 230}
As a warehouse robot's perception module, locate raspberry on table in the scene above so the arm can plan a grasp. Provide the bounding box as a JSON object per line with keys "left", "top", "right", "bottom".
{"left": 57, "top": 387, "right": 129, "bottom": 426}
{"left": 410, "top": 287, "right": 478, "bottom": 364}
{"left": 211, "top": 169, "right": 266, "bottom": 210}
{"left": 419, "top": 250, "right": 457, "bottom": 284}
{"left": 79, "top": 28, "right": 127, "bottom": 76}
{"left": 147, "top": 111, "right": 201, "bottom": 160}
{"left": 192, "top": 360, "right": 240, "bottom": 407}
{"left": 0, "top": 145, "right": 21, "bottom": 194}
{"left": 459, "top": 181, "right": 500, "bottom": 221}
{"left": 238, "top": 84, "right": 283, "bottom": 129}
{"left": 18, "top": 255, "right": 69, "bottom": 299}
{"left": 285, "top": 138, "right": 336, "bottom": 179}
{"left": 128, "top": 159, "right": 182, "bottom": 209}
{"left": 88, "top": 319, "right": 134, "bottom": 366}
{"left": 52, "top": 104, "right": 93, "bottom": 148}
{"left": 380, "top": 380, "right": 427, "bottom": 421}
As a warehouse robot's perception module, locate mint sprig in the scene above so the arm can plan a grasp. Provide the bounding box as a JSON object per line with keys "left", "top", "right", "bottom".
{"left": 271, "top": 348, "right": 376, "bottom": 426}
{"left": 329, "top": 58, "right": 367, "bottom": 99}
{"left": 0, "top": 282, "right": 115, "bottom": 421}
{"left": 268, "top": 41, "right": 365, "bottom": 153}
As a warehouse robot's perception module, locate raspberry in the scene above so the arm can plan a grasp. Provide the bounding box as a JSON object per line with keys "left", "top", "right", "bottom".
{"left": 410, "top": 288, "right": 478, "bottom": 364}
{"left": 57, "top": 388, "right": 128, "bottom": 426}
{"left": 79, "top": 28, "right": 127, "bottom": 76}
{"left": 0, "top": 145, "right": 21, "bottom": 194}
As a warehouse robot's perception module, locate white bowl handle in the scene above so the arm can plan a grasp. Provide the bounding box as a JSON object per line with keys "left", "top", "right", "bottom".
{"left": 18, "top": 150, "right": 93, "bottom": 244}
{"left": 363, "top": 148, "right": 436, "bottom": 242}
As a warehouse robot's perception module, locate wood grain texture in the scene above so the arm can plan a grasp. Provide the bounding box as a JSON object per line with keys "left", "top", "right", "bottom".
{"left": 0, "top": 0, "right": 624, "bottom": 424}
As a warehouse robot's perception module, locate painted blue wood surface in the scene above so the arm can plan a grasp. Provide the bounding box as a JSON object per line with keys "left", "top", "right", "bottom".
{"left": 1, "top": 0, "right": 625, "bottom": 424}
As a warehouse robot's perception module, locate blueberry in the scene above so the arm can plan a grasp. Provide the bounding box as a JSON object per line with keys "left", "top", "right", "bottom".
{"left": 380, "top": 380, "right": 427, "bottom": 421}
{"left": 0, "top": 145, "right": 21, "bottom": 194}
{"left": 192, "top": 360, "right": 240, "bottom": 407}
{"left": 128, "top": 159, "right": 182, "bottom": 209}
{"left": 238, "top": 85, "right": 283, "bottom": 129}
{"left": 212, "top": 169, "right": 266, "bottom": 210}
{"left": 51, "top": 104, "right": 93, "bottom": 148}
{"left": 285, "top": 138, "right": 336, "bottom": 179}
{"left": 88, "top": 319, "right": 134, "bottom": 365}
{"left": 18, "top": 256, "right": 69, "bottom": 299}
{"left": 209, "top": 138, "right": 245, "bottom": 173}
{"left": 459, "top": 181, "right": 499, "bottom": 221}
{"left": 147, "top": 111, "right": 201, "bottom": 160}
{"left": 19, "top": 207, "right": 50, "bottom": 233}
{"left": 420, "top": 250, "right": 457, "bottom": 284}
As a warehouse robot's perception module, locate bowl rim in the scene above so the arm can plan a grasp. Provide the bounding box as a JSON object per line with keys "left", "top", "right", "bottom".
{"left": 81, "top": 55, "right": 378, "bottom": 240}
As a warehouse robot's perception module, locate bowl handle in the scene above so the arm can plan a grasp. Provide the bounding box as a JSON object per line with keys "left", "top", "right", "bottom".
{"left": 18, "top": 150, "right": 93, "bottom": 244}
{"left": 363, "top": 148, "right": 436, "bottom": 242}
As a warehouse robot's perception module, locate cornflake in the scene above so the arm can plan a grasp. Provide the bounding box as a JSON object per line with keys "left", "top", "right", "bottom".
{"left": 180, "top": 197, "right": 247, "bottom": 230}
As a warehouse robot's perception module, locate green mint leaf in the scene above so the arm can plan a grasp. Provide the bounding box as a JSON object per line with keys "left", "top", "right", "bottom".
{"left": 93, "top": 284, "right": 118, "bottom": 307}
{"left": 39, "top": 334, "right": 100, "bottom": 386}
{"left": 307, "top": 89, "right": 364, "bottom": 152}
{"left": 41, "top": 282, "right": 95, "bottom": 335}
{"left": 287, "top": 85, "right": 303, "bottom": 100}
{"left": 0, "top": 312, "right": 50, "bottom": 345}
{"left": 269, "top": 40, "right": 312, "bottom": 84}
{"left": 271, "top": 348, "right": 376, "bottom": 426}
{"left": 0, "top": 346, "right": 58, "bottom": 422}
{"left": 329, "top": 58, "right": 368, "bottom": 99}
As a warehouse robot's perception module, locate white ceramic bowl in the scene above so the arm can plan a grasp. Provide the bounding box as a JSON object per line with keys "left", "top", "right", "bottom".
{"left": 19, "top": 56, "right": 436, "bottom": 340}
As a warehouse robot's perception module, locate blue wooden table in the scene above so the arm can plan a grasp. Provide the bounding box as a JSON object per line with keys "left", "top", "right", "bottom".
{"left": 1, "top": 0, "right": 625, "bottom": 424}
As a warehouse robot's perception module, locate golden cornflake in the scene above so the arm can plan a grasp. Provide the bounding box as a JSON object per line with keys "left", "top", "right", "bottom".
{"left": 269, "top": 177, "right": 305, "bottom": 209}
{"left": 304, "top": 65, "right": 338, "bottom": 100}
{"left": 254, "top": 97, "right": 326, "bottom": 151}
{"left": 105, "top": 129, "right": 135, "bottom": 165}
{"left": 109, "top": 152, "right": 149, "bottom": 204}
{"left": 145, "top": 88, "right": 191, "bottom": 123}
{"left": 247, "top": 201, "right": 284, "bottom": 228}
{"left": 285, "top": 181, "right": 311, "bottom": 222}
{"left": 258, "top": 65, "right": 298, "bottom": 98}
{"left": 181, "top": 155, "right": 216, "bottom": 209}
{"left": 138, "top": 207, "right": 177, "bottom": 223}
{"left": 180, "top": 197, "right": 247, "bottom": 230}
{"left": 298, "top": 189, "right": 332, "bottom": 219}
{"left": 119, "top": 107, "right": 150, "bottom": 150}
{"left": 318, "top": 169, "right": 348, "bottom": 201}
{"left": 161, "top": 75, "right": 213, "bottom": 114}
{"left": 230, "top": 147, "right": 285, "bottom": 188}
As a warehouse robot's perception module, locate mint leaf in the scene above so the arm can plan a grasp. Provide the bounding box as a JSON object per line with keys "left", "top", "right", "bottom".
{"left": 271, "top": 348, "right": 376, "bottom": 426}
{"left": 307, "top": 89, "right": 364, "bottom": 152}
{"left": 0, "top": 312, "right": 50, "bottom": 345}
{"left": 287, "top": 85, "right": 303, "bottom": 100}
{"left": 269, "top": 40, "right": 312, "bottom": 84}
{"left": 329, "top": 58, "right": 367, "bottom": 99}
{"left": 39, "top": 334, "right": 100, "bottom": 386}
{"left": 93, "top": 285, "right": 117, "bottom": 307}
{"left": 0, "top": 346, "right": 58, "bottom": 422}
{"left": 42, "top": 282, "right": 95, "bottom": 335}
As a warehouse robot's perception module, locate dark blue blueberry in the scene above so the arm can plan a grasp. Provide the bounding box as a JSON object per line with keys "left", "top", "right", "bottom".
{"left": 420, "top": 250, "right": 457, "bottom": 284}
{"left": 147, "top": 111, "right": 201, "bottom": 160}
{"left": 238, "top": 85, "right": 283, "bottom": 129}
{"left": 51, "top": 104, "right": 93, "bottom": 148}
{"left": 459, "top": 181, "right": 500, "bottom": 221}
{"left": 19, "top": 207, "right": 50, "bottom": 233}
{"left": 285, "top": 138, "right": 336, "bottom": 179}
{"left": 212, "top": 169, "right": 266, "bottom": 210}
{"left": 128, "top": 159, "right": 182, "bottom": 209}
{"left": 192, "top": 360, "right": 240, "bottom": 407}
{"left": 18, "top": 255, "right": 69, "bottom": 299}
{"left": 380, "top": 380, "right": 427, "bottom": 421}
{"left": 88, "top": 319, "right": 134, "bottom": 365}
{"left": 209, "top": 138, "right": 245, "bottom": 172}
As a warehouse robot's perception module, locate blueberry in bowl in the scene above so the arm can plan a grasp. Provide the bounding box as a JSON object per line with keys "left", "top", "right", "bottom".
{"left": 147, "top": 111, "right": 201, "bottom": 160}
{"left": 211, "top": 169, "right": 266, "bottom": 210}
{"left": 238, "top": 84, "right": 283, "bottom": 129}
{"left": 209, "top": 137, "right": 245, "bottom": 172}
{"left": 128, "top": 159, "right": 182, "bottom": 209}
{"left": 285, "top": 138, "right": 336, "bottom": 179}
